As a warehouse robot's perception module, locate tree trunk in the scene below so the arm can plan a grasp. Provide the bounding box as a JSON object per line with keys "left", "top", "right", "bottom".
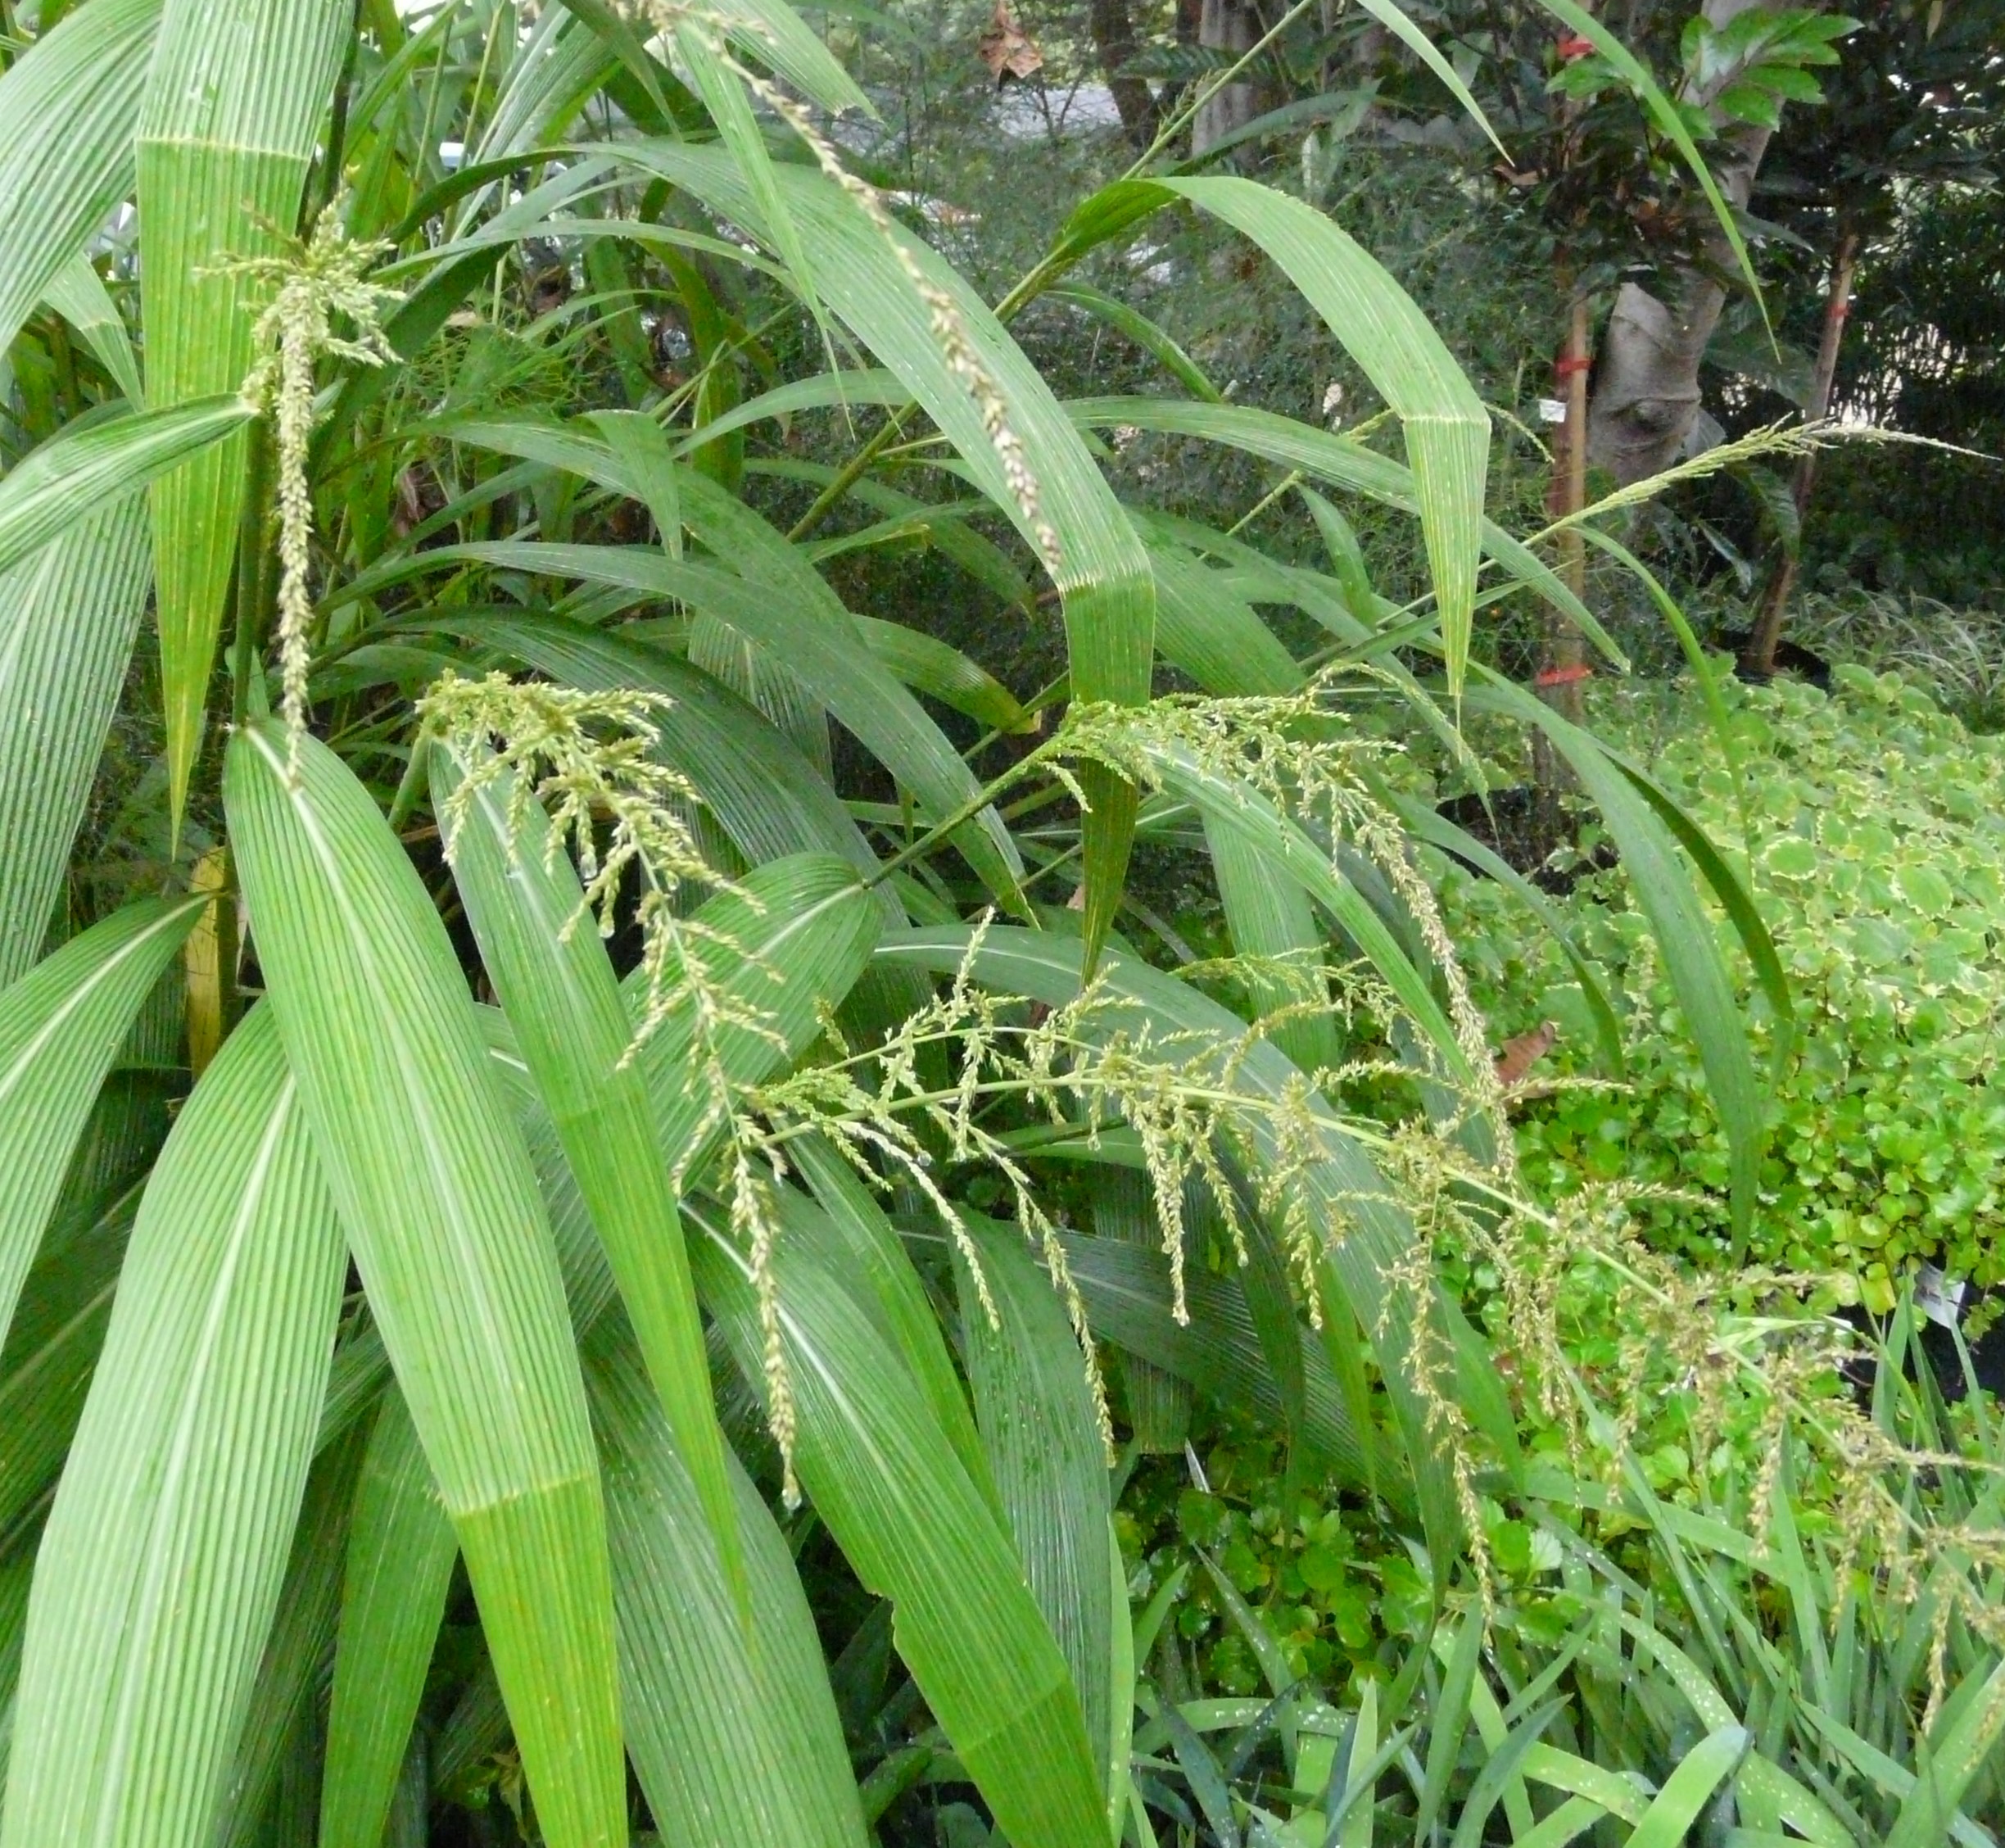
{"left": 1585, "top": 0, "right": 1786, "bottom": 486}
{"left": 1089, "top": 0, "right": 1160, "bottom": 146}
{"left": 1531, "top": 291, "right": 1594, "bottom": 813}
{"left": 1191, "top": 0, "right": 1267, "bottom": 157}
{"left": 1741, "top": 229, "right": 1859, "bottom": 674}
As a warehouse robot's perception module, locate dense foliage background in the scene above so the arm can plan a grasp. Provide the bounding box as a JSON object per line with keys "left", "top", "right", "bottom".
{"left": 0, "top": 0, "right": 2002, "bottom": 1844}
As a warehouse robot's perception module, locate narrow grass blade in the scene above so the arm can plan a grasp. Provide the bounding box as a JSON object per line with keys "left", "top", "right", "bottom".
{"left": 0, "top": 0, "right": 161, "bottom": 360}
{"left": 319, "top": 1392, "right": 457, "bottom": 1848}
{"left": 434, "top": 740, "right": 744, "bottom": 1602}
{"left": 0, "top": 500, "right": 152, "bottom": 986}
{"left": 138, "top": 0, "right": 352, "bottom": 827}
{"left": 587, "top": 1316, "right": 869, "bottom": 1848}
{"left": 226, "top": 719, "right": 624, "bottom": 1848}
{"left": 690, "top": 1207, "right": 1109, "bottom": 1848}
{"left": 1150, "top": 178, "right": 1489, "bottom": 694}
{"left": 1627, "top": 1726, "right": 1749, "bottom": 1848}
{"left": 1885, "top": 1660, "right": 2005, "bottom": 1848}
{"left": 0, "top": 897, "right": 203, "bottom": 1353}
{"left": 0, "top": 1004, "right": 346, "bottom": 1848}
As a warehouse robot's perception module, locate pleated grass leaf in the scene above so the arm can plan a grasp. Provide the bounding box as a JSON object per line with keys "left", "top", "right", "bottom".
{"left": 1152, "top": 178, "right": 1491, "bottom": 699}
{"left": 612, "top": 141, "right": 1155, "bottom": 962}
{"left": 0, "top": 0, "right": 161, "bottom": 362}
{"left": 588, "top": 1317, "right": 870, "bottom": 1848}
{"left": 225, "top": 719, "right": 625, "bottom": 1848}
{"left": 432, "top": 735, "right": 747, "bottom": 1609}
{"left": 138, "top": 0, "right": 352, "bottom": 831}
{"left": 319, "top": 1392, "right": 458, "bottom": 1848}
{"left": 0, "top": 398, "right": 254, "bottom": 579}
{"left": 0, "top": 1005, "right": 346, "bottom": 1848}
{"left": 0, "top": 501, "right": 152, "bottom": 988}
{"left": 690, "top": 1206, "right": 1111, "bottom": 1848}
{"left": 0, "top": 897, "right": 204, "bottom": 1357}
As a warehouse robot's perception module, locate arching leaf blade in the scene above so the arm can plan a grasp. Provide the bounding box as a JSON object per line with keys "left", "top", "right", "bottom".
{"left": 0, "top": 0, "right": 161, "bottom": 362}
{"left": 690, "top": 1207, "right": 1109, "bottom": 1848}
{"left": 225, "top": 720, "right": 624, "bottom": 1848}
{"left": 0, "top": 896, "right": 203, "bottom": 1356}
{"left": 0, "top": 500, "right": 152, "bottom": 988}
{"left": 608, "top": 141, "right": 1153, "bottom": 962}
{"left": 0, "top": 1004, "right": 346, "bottom": 1848}
{"left": 955, "top": 1215, "right": 1115, "bottom": 1795}
{"left": 433, "top": 739, "right": 745, "bottom": 1606}
{"left": 587, "top": 1316, "right": 869, "bottom": 1848}
{"left": 0, "top": 399, "right": 252, "bottom": 578}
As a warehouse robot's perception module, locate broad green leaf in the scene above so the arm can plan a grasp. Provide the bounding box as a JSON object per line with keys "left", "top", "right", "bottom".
{"left": 1043, "top": 285, "right": 1223, "bottom": 402}
{"left": 1151, "top": 546, "right": 1303, "bottom": 697}
{"left": 0, "top": 1005, "right": 346, "bottom": 1848}
{"left": 690, "top": 1205, "right": 1109, "bottom": 1848}
{"left": 225, "top": 720, "right": 624, "bottom": 1848}
{"left": 1627, "top": 1727, "right": 1749, "bottom": 1848}
{"left": 587, "top": 1316, "right": 869, "bottom": 1848}
{"left": 610, "top": 142, "right": 1154, "bottom": 962}
{"left": 437, "top": 541, "right": 1026, "bottom": 908}
{"left": 0, "top": 500, "right": 152, "bottom": 987}
{"left": 455, "top": 7, "right": 621, "bottom": 224}
{"left": 138, "top": 0, "right": 351, "bottom": 829}
{"left": 853, "top": 616, "right": 1034, "bottom": 736}
{"left": 1206, "top": 818, "right": 1341, "bottom": 1076}
{"left": 790, "top": 1135, "right": 994, "bottom": 1499}
{"left": 434, "top": 740, "right": 743, "bottom": 1601}
{"left": 0, "top": 0, "right": 161, "bottom": 360}
{"left": 956, "top": 1216, "right": 1114, "bottom": 1790}
{"left": 1072, "top": 396, "right": 1619, "bottom": 664}
{"left": 0, "top": 896, "right": 203, "bottom": 1355}
{"left": 1086, "top": 1169, "right": 1192, "bottom": 1456}
{"left": 1151, "top": 744, "right": 1477, "bottom": 1091}
{"left": 319, "top": 1393, "right": 457, "bottom": 1848}
{"left": 215, "top": 1427, "right": 369, "bottom": 1848}
{"left": 622, "top": 855, "right": 882, "bottom": 1191}
{"left": 0, "top": 398, "right": 252, "bottom": 578}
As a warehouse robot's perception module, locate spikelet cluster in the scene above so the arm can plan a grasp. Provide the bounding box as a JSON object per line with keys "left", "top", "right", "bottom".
{"left": 233, "top": 199, "right": 401, "bottom": 775}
